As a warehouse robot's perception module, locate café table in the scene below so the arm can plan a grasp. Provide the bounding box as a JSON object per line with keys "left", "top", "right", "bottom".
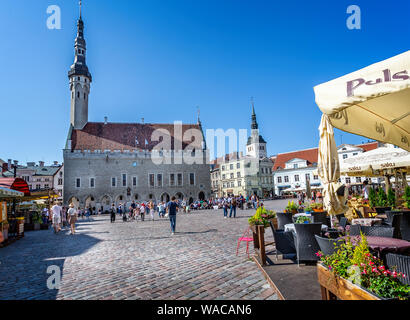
{"left": 351, "top": 218, "right": 382, "bottom": 226}
{"left": 284, "top": 223, "right": 328, "bottom": 233}
{"left": 342, "top": 236, "right": 410, "bottom": 261}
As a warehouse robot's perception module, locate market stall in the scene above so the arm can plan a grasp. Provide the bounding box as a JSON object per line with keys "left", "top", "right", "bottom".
{"left": 0, "top": 186, "right": 24, "bottom": 246}
{"left": 314, "top": 50, "right": 410, "bottom": 222}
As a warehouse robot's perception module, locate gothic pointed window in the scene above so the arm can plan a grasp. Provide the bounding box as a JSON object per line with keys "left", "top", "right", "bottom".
{"left": 77, "top": 92, "right": 80, "bottom": 98}
{"left": 84, "top": 93, "right": 86, "bottom": 99}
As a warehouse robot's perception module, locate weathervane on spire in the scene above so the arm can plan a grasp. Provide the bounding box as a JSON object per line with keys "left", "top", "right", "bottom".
{"left": 197, "top": 106, "right": 201, "bottom": 123}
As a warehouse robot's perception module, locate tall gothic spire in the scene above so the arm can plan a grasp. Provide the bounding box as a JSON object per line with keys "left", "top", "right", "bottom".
{"left": 68, "top": 0, "right": 92, "bottom": 81}
{"left": 251, "top": 97, "right": 258, "bottom": 130}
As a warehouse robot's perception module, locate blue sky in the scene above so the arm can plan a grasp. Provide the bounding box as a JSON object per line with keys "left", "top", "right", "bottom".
{"left": 0, "top": 0, "right": 409, "bottom": 165}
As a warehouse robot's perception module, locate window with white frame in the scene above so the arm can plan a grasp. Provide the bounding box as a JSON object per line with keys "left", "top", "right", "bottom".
{"left": 169, "top": 173, "right": 175, "bottom": 186}
{"left": 132, "top": 176, "right": 138, "bottom": 187}
{"left": 177, "top": 173, "right": 183, "bottom": 186}
{"left": 122, "top": 173, "right": 127, "bottom": 187}
{"left": 111, "top": 177, "right": 117, "bottom": 187}
{"left": 277, "top": 176, "right": 282, "bottom": 183}
{"left": 294, "top": 175, "right": 299, "bottom": 182}
{"left": 284, "top": 176, "right": 289, "bottom": 183}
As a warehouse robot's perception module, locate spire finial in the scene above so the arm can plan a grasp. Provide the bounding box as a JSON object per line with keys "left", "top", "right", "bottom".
{"left": 79, "top": 0, "right": 82, "bottom": 19}
{"left": 197, "top": 106, "right": 200, "bottom": 123}
{"left": 250, "top": 96, "right": 255, "bottom": 115}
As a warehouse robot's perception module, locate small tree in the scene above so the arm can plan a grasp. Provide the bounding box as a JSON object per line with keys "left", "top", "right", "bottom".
{"left": 387, "top": 188, "right": 396, "bottom": 209}
{"left": 404, "top": 185, "right": 410, "bottom": 209}
{"left": 369, "top": 187, "right": 377, "bottom": 208}
{"left": 376, "top": 188, "right": 388, "bottom": 207}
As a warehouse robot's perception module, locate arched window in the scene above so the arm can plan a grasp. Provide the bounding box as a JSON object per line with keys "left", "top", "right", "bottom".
{"left": 84, "top": 93, "right": 86, "bottom": 99}
{"left": 77, "top": 92, "right": 80, "bottom": 98}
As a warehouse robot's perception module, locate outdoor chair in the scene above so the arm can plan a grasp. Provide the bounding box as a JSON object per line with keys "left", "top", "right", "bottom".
{"left": 270, "top": 221, "right": 296, "bottom": 261}
{"left": 349, "top": 224, "right": 361, "bottom": 236}
{"left": 336, "top": 213, "right": 345, "bottom": 222}
{"left": 311, "top": 211, "right": 327, "bottom": 225}
{"left": 375, "top": 206, "right": 392, "bottom": 215}
{"left": 339, "top": 217, "right": 348, "bottom": 230}
{"left": 354, "top": 208, "right": 364, "bottom": 219}
{"left": 236, "top": 227, "right": 254, "bottom": 259}
{"left": 276, "top": 212, "right": 293, "bottom": 230}
{"left": 385, "top": 253, "right": 410, "bottom": 286}
{"left": 383, "top": 211, "right": 403, "bottom": 239}
{"left": 360, "top": 225, "right": 394, "bottom": 238}
{"left": 294, "top": 223, "right": 322, "bottom": 267}
{"left": 315, "top": 235, "right": 344, "bottom": 256}
{"left": 400, "top": 212, "right": 410, "bottom": 241}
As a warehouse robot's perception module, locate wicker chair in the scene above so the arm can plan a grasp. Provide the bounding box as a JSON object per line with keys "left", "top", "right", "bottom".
{"left": 336, "top": 213, "right": 345, "bottom": 222}
{"left": 294, "top": 223, "right": 322, "bottom": 266}
{"left": 349, "top": 224, "right": 361, "bottom": 236}
{"left": 383, "top": 211, "right": 403, "bottom": 239}
{"left": 385, "top": 253, "right": 410, "bottom": 286}
{"left": 315, "top": 235, "right": 344, "bottom": 256}
{"left": 360, "top": 226, "right": 394, "bottom": 238}
{"left": 276, "top": 212, "right": 293, "bottom": 230}
{"left": 400, "top": 212, "right": 410, "bottom": 241}
{"left": 339, "top": 217, "right": 348, "bottom": 229}
{"left": 375, "top": 206, "right": 392, "bottom": 215}
{"left": 311, "top": 211, "right": 327, "bottom": 225}
{"left": 269, "top": 221, "right": 296, "bottom": 261}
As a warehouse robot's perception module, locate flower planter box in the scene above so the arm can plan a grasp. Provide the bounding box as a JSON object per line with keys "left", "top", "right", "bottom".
{"left": 317, "top": 263, "right": 381, "bottom": 300}
{"left": 313, "top": 209, "right": 324, "bottom": 212}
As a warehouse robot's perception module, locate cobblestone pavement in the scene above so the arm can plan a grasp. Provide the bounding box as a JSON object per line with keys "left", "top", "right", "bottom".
{"left": 0, "top": 201, "right": 284, "bottom": 300}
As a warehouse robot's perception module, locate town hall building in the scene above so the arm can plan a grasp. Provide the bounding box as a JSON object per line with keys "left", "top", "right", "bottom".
{"left": 63, "top": 5, "right": 211, "bottom": 211}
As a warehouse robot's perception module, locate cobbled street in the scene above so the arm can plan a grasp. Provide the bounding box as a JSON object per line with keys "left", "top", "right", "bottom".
{"left": 0, "top": 200, "right": 288, "bottom": 300}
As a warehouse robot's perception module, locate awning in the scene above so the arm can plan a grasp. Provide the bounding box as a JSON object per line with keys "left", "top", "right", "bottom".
{"left": 314, "top": 50, "right": 410, "bottom": 151}
{"left": 0, "top": 186, "right": 24, "bottom": 199}
{"left": 340, "top": 145, "right": 410, "bottom": 176}
{"left": 0, "top": 178, "right": 30, "bottom": 196}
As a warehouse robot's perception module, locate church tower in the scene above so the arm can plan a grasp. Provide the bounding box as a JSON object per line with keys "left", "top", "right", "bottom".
{"left": 246, "top": 99, "right": 267, "bottom": 159}
{"left": 68, "top": 1, "right": 92, "bottom": 130}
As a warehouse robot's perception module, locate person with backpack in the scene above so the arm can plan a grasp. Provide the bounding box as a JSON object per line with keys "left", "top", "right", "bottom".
{"left": 229, "top": 197, "right": 237, "bottom": 218}
{"left": 110, "top": 203, "right": 116, "bottom": 223}
{"left": 166, "top": 196, "right": 179, "bottom": 235}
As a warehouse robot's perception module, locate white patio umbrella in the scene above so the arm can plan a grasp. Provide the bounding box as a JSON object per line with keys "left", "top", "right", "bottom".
{"left": 317, "top": 115, "right": 348, "bottom": 223}
{"left": 314, "top": 50, "right": 410, "bottom": 152}
{"left": 340, "top": 145, "right": 410, "bottom": 176}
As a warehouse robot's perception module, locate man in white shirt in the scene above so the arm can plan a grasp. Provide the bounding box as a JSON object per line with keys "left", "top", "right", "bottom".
{"left": 51, "top": 202, "right": 62, "bottom": 234}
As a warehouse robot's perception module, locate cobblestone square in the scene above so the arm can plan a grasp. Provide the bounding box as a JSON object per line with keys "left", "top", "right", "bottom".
{"left": 0, "top": 202, "right": 285, "bottom": 300}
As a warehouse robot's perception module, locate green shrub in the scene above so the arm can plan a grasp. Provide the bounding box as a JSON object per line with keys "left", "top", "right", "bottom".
{"left": 376, "top": 188, "right": 388, "bottom": 207}
{"left": 369, "top": 187, "right": 377, "bottom": 208}
{"left": 387, "top": 188, "right": 396, "bottom": 208}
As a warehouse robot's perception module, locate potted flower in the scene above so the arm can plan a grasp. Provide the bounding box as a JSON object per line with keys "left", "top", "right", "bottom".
{"left": 317, "top": 234, "right": 409, "bottom": 300}
{"left": 295, "top": 216, "right": 311, "bottom": 224}
{"left": 33, "top": 212, "right": 42, "bottom": 231}
{"left": 305, "top": 204, "right": 313, "bottom": 214}
{"left": 374, "top": 188, "right": 391, "bottom": 214}
{"left": 285, "top": 201, "right": 299, "bottom": 214}
{"left": 311, "top": 202, "right": 324, "bottom": 212}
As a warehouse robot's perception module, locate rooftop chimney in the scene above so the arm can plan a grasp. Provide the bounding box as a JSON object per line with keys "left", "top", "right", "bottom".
{"left": 27, "top": 162, "right": 35, "bottom": 167}
{"left": 8, "top": 159, "right": 12, "bottom": 168}
{"left": 104, "top": 116, "right": 108, "bottom": 125}
{"left": 13, "top": 160, "right": 18, "bottom": 166}
{"left": 39, "top": 161, "right": 45, "bottom": 167}
{"left": 53, "top": 161, "right": 59, "bottom": 166}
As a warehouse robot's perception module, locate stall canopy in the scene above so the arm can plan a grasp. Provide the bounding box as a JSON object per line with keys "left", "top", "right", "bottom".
{"left": 314, "top": 50, "right": 410, "bottom": 152}
{"left": 0, "top": 178, "right": 30, "bottom": 196}
{"left": 0, "top": 186, "right": 24, "bottom": 199}
{"left": 340, "top": 145, "right": 410, "bottom": 177}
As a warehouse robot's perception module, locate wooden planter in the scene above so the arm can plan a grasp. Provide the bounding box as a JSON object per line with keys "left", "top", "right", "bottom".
{"left": 317, "top": 263, "right": 381, "bottom": 300}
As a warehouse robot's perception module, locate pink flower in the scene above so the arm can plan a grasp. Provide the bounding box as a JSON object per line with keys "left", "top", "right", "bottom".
{"left": 372, "top": 267, "right": 377, "bottom": 273}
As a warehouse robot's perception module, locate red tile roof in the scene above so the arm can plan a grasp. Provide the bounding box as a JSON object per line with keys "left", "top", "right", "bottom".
{"left": 356, "top": 142, "right": 379, "bottom": 152}
{"left": 71, "top": 122, "right": 203, "bottom": 151}
{"left": 273, "top": 148, "right": 318, "bottom": 171}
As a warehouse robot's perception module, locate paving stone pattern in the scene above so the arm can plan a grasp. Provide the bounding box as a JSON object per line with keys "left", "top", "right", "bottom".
{"left": 0, "top": 202, "right": 282, "bottom": 300}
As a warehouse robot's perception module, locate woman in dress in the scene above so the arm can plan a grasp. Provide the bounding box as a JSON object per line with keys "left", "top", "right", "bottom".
{"left": 68, "top": 203, "right": 78, "bottom": 235}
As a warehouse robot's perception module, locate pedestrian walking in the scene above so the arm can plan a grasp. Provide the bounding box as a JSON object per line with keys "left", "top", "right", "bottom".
{"left": 158, "top": 202, "right": 165, "bottom": 218}
{"left": 140, "top": 203, "right": 146, "bottom": 221}
{"left": 51, "top": 201, "right": 62, "bottom": 234}
{"left": 68, "top": 203, "right": 77, "bottom": 235}
{"left": 149, "top": 201, "right": 155, "bottom": 221}
{"left": 166, "top": 196, "right": 179, "bottom": 235}
{"left": 110, "top": 203, "right": 116, "bottom": 223}
{"left": 223, "top": 198, "right": 228, "bottom": 218}
{"left": 229, "top": 197, "right": 237, "bottom": 218}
